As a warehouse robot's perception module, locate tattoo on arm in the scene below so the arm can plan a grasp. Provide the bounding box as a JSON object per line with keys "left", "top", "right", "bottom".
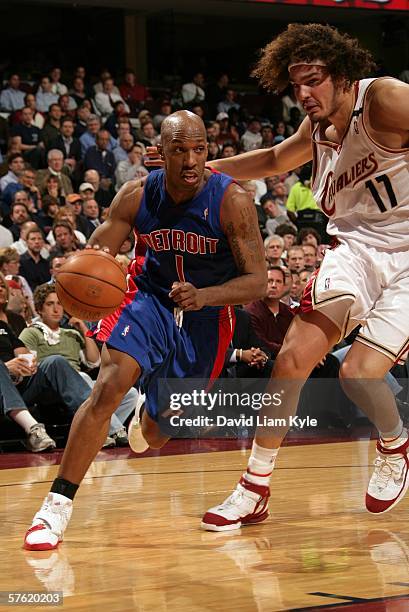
{"left": 226, "top": 205, "right": 264, "bottom": 273}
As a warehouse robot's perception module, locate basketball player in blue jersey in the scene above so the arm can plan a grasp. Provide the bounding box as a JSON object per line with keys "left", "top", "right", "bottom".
{"left": 23, "top": 110, "right": 267, "bottom": 550}
{"left": 195, "top": 24, "right": 409, "bottom": 531}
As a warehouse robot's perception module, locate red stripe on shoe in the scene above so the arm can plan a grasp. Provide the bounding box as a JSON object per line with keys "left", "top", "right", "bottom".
{"left": 240, "top": 476, "right": 270, "bottom": 499}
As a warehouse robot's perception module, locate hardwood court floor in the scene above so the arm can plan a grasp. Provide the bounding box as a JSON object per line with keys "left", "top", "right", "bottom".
{"left": 1, "top": 439, "right": 409, "bottom": 611}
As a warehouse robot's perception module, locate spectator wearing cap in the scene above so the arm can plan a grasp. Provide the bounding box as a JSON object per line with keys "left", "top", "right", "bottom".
{"left": 119, "top": 69, "right": 151, "bottom": 112}
{"left": 0, "top": 74, "right": 26, "bottom": 112}
{"left": 35, "top": 76, "right": 59, "bottom": 113}
{"left": 35, "top": 149, "right": 73, "bottom": 198}
{"left": 240, "top": 118, "right": 263, "bottom": 152}
{"left": 83, "top": 169, "right": 115, "bottom": 208}
{"left": 19, "top": 228, "right": 50, "bottom": 290}
{"left": 217, "top": 89, "right": 240, "bottom": 115}
{"left": 215, "top": 113, "right": 239, "bottom": 146}
{"left": 65, "top": 194, "right": 89, "bottom": 238}
{"left": 83, "top": 130, "right": 116, "bottom": 182}
{"left": 94, "top": 78, "right": 130, "bottom": 121}
{"left": 79, "top": 182, "right": 95, "bottom": 202}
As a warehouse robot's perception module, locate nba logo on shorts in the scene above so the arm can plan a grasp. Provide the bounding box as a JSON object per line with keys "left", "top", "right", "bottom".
{"left": 325, "top": 277, "right": 331, "bottom": 290}
{"left": 121, "top": 325, "right": 130, "bottom": 337}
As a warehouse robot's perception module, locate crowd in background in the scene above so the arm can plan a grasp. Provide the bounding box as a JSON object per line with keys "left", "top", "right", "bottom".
{"left": 0, "top": 66, "right": 407, "bottom": 452}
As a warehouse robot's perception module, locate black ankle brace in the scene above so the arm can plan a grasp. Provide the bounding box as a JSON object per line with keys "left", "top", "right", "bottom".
{"left": 50, "top": 477, "right": 79, "bottom": 500}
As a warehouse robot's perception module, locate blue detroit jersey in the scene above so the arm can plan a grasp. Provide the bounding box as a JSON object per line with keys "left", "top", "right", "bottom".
{"left": 134, "top": 169, "right": 238, "bottom": 312}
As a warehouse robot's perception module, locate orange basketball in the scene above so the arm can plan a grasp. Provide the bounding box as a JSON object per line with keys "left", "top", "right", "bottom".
{"left": 56, "top": 249, "right": 127, "bottom": 321}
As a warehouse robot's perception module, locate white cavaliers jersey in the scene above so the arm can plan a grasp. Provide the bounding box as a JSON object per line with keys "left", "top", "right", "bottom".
{"left": 312, "top": 77, "right": 409, "bottom": 250}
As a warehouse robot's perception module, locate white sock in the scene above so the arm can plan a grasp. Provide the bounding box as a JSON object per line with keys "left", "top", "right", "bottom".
{"left": 9, "top": 409, "right": 38, "bottom": 434}
{"left": 245, "top": 441, "right": 278, "bottom": 486}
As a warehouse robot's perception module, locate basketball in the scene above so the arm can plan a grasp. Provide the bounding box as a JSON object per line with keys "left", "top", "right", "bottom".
{"left": 55, "top": 249, "right": 127, "bottom": 321}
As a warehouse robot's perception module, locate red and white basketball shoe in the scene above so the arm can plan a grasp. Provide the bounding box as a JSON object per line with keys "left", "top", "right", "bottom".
{"left": 201, "top": 476, "right": 270, "bottom": 531}
{"left": 24, "top": 493, "right": 72, "bottom": 551}
{"left": 366, "top": 436, "right": 409, "bottom": 514}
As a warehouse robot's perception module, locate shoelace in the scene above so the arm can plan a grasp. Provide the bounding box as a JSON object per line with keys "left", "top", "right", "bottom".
{"left": 373, "top": 454, "right": 404, "bottom": 490}
{"left": 220, "top": 486, "right": 256, "bottom": 510}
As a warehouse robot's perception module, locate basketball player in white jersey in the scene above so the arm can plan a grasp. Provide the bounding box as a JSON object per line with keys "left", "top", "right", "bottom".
{"left": 199, "top": 23, "right": 409, "bottom": 530}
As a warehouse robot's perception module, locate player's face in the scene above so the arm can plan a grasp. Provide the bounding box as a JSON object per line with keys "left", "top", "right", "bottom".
{"left": 40, "top": 293, "right": 64, "bottom": 328}
{"left": 290, "top": 64, "right": 342, "bottom": 122}
{"left": 162, "top": 130, "right": 208, "bottom": 192}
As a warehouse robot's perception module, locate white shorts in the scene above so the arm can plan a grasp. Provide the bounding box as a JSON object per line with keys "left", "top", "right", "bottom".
{"left": 300, "top": 239, "right": 409, "bottom": 364}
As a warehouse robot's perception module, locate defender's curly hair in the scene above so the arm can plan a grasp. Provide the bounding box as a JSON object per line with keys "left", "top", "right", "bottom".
{"left": 34, "top": 282, "right": 57, "bottom": 313}
{"left": 252, "top": 23, "right": 375, "bottom": 92}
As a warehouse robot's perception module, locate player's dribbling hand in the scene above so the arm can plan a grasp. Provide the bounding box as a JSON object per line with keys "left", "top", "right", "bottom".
{"left": 169, "top": 282, "right": 205, "bottom": 311}
{"left": 144, "top": 146, "right": 164, "bottom": 168}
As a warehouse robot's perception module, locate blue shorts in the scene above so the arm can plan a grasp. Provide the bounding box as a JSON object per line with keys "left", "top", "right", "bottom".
{"left": 106, "top": 290, "right": 235, "bottom": 421}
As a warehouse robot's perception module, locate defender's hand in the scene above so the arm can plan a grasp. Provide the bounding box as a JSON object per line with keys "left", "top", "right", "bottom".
{"left": 169, "top": 282, "right": 205, "bottom": 311}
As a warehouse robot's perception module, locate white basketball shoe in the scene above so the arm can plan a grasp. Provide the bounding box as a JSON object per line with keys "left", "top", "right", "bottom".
{"left": 24, "top": 493, "right": 73, "bottom": 551}
{"left": 201, "top": 476, "right": 270, "bottom": 531}
{"left": 366, "top": 436, "right": 409, "bottom": 514}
